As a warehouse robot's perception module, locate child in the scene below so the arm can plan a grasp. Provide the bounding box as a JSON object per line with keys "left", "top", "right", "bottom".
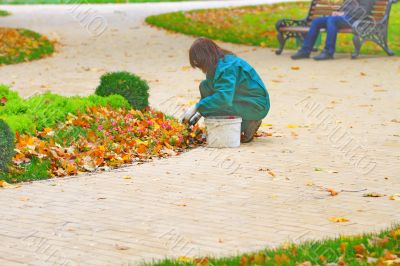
{"left": 182, "top": 38, "right": 270, "bottom": 143}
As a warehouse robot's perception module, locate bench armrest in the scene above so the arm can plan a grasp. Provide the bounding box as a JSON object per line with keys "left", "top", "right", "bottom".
{"left": 352, "top": 18, "right": 386, "bottom": 37}
{"left": 276, "top": 19, "right": 308, "bottom": 31}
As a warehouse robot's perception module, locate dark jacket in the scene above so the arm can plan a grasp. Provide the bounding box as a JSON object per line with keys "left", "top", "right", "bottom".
{"left": 196, "top": 55, "right": 270, "bottom": 121}
{"left": 340, "top": 0, "right": 376, "bottom": 23}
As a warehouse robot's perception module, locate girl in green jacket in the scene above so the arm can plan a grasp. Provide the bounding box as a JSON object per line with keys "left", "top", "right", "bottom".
{"left": 182, "top": 38, "right": 270, "bottom": 143}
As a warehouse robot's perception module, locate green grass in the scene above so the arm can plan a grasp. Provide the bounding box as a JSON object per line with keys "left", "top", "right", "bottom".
{"left": 0, "top": 85, "right": 130, "bottom": 134}
{"left": 0, "top": 28, "right": 55, "bottom": 65}
{"left": 146, "top": 2, "right": 400, "bottom": 55}
{"left": 0, "top": 0, "right": 188, "bottom": 4}
{"left": 0, "top": 9, "right": 10, "bottom": 16}
{"left": 0, "top": 157, "right": 51, "bottom": 183}
{"left": 148, "top": 225, "right": 400, "bottom": 266}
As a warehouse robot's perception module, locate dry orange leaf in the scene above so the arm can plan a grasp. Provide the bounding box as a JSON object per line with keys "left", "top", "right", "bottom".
{"left": 0, "top": 96, "right": 7, "bottom": 105}
{"left": 329, "top": 216, "right": 349, "bottom": 223}
{"left": 353, "top": 244, "right": 366, "bottom": 254}
{"left": 291, "top": 66, "right": 300, "bottom": 70}
{"left": 327, "top": 188, "right": 339, "bottom": 196}
{"left": 384, "top": 251, "right": 397, "bottom": 260}
{"left": 137, "top": 144, "right": 148, "bottom": 154}
{"left": 115, "top": 244, "right": 130, "bottom": 251}
{"left": 274, "top": 254, "right": 290, "bottom": 264}
{"left": 267, "top": 169, "right": 276, "bottom": 177}
{"left": 0, "top": 180, "right": 20, "bottom": 189}
{"left": 389, "top": 194, "right": 400, "bottom": 201}
{"left": 87, "top": 131, "right": 97, "bottom": 143}
{"left": 340, "top": 242, "right": 348, "bottom": 253}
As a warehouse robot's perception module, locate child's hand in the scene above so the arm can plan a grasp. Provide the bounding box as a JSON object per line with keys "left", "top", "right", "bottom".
{"left": 181, "top": 104, "right": 198, "bottom": 123}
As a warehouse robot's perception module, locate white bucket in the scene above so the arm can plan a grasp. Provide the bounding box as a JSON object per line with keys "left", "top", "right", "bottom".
{"left": 204, "top": 116, "right": 242, "bottom": 148}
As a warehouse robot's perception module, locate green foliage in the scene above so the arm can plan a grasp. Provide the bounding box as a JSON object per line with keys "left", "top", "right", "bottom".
{"left": 0, "top": 10, "right": 11, "bottom": 16}
{"left": 0, "top": 158, "right": 50, "bottom": 183}
{"left": 0, "top": 119, "right": 15, "bottom": 172}
{"left": 0, "top": 85, "right": 130, "bottom": 134}
{"left": 52, "top": 125, "right": 89, "bottom": 146}
{"left": 146, "top": 2, "right": 400, "bottom": 55}
{"left": 95, "top": 71, "right": 150, "bottom": 110}
{"left": 149, "top": 225, "right": 400, "bottom": 266}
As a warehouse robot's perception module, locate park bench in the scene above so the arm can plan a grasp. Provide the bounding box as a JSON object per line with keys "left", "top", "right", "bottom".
{"left": 275, "top": 0, "right": 396, "bottom": 58}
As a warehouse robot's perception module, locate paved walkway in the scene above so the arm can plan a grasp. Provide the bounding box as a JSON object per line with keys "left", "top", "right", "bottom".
{"left": 0, "top": 1, "right": 400, "bottom": 265}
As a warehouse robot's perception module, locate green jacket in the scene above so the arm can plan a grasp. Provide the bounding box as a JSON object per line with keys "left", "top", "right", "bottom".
{"left": 196, "top": 54, "right": 270, "bottom": 121}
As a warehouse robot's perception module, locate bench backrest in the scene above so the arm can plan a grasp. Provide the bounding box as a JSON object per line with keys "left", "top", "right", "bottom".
{"left": 305, "top": 0, "right": 392, "bottom": 23}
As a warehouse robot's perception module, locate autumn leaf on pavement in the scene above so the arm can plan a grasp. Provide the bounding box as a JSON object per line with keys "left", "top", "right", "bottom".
{"left": 327, "top": 188, "right": 339, "bottom": 196}
{"left": 329, "top": 216, "right": 349, "bottom": 223}
{"left": 258, "top": 167, "right": 276, "bottom": 177}
{"left": 363, "top": 192, "right": 386, "bottom": 197}
{"left": 389, "top": 194, "right": 400, "bottom": 201}
{"left": 181, "top": 66, "right": 191, "bottom": 71}
{"left": 267, "top": 169, "right": 276, "bottom": 177}
{"left": 0, "top": 180, "right": 21, "bottom": 189}
{"left": 291, "top": 66, "right": 300, "bottom": 70}
{"left": 115, "top": 244, "right": 130, "bottom": 251}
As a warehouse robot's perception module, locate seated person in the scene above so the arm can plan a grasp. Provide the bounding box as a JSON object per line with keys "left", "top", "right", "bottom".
{"left": 292, "top": 0, "right": 376, "bottom": 60}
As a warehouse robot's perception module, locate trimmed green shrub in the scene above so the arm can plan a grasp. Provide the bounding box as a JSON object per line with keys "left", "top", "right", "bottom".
{"left": 0, "top": 10, "right": 11, "bottom": 17}
{"left": 95, "top": 71, "right": 150, "bottom": 110}
{"left": 0, "top": 119, "right": 15, "bottom": 172}
{"left": 0, "top": 86, "right": 130, "bottom": 134}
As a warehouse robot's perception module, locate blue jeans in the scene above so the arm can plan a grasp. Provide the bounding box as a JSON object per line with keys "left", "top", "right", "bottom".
{"left": 301, "top": 16, "right": 351, "bottom": 55}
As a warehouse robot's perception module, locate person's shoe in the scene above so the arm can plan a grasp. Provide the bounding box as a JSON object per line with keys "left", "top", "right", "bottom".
{"left": 291, "top": 50, "right": 310, "bottom": 60}
{"left": 241, "top": 120, "right": 262, "bottom": 143}
{"left": 313, "top": 51, "right": 334, "bottom": 61}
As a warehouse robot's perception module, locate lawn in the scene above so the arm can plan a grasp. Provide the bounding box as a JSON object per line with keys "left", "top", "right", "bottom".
{"left": 0, "top": 0, "right": 188, "bottom": 4}
{"left": 149, "top": 225, "right": 400, "bottom": 266}
{"left": 146, "top": 2, "right": 400, "bottom": 55}
{"left": 0, "top": 27, "right": 55, "bottom": 65}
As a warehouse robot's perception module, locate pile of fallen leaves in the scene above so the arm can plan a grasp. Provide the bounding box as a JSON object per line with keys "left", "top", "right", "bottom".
{"left": 12, "top": 106, "right": 205, "bottom": 177}
{"left": 0, "top": 27, "right": 54, "bottom": 65}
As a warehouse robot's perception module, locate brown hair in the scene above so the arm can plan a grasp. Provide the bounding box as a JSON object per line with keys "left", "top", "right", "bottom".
{"left": 189, "top": 38, "right": 234, "bottom": 76}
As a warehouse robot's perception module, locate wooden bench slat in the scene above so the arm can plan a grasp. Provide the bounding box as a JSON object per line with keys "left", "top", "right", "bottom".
{"left": 280, "top": 26, "right": 353, "bottom": 33}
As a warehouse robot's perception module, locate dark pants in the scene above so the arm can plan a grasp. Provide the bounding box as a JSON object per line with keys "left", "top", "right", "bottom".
{"left": 301, "top": 16, "right": 351, "bottom": 55}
